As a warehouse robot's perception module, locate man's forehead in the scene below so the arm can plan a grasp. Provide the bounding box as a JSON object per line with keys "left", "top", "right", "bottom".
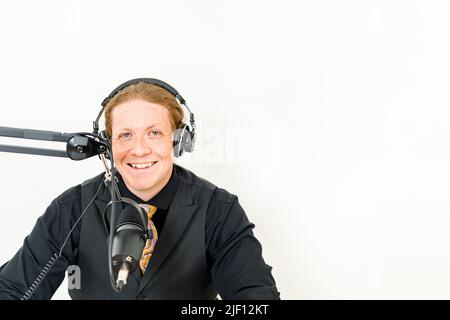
{"left": 113, "top": 100, "right": 169, "bottom": 114}
{"left": 113, "top": 118, "right": 171, "bottom": 129}
{"left": 113, "top": 103, "right": 171, "bottom": 123}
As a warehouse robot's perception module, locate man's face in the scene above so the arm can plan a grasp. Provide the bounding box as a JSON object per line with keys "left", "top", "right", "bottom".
{"left": 111, "top": 99, "right": 174, "bottom": 201}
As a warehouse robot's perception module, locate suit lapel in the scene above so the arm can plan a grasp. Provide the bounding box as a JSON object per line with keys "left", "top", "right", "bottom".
{"left": 138, "top": 182, "right": 198, "bottom": 293}
{"left": 94, "top": 199, "right": 110, "bottom": 236}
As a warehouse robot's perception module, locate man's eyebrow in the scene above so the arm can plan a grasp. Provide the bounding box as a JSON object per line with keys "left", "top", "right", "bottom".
{"left": 117, "top": 124, "right": 164, "bottom": 131}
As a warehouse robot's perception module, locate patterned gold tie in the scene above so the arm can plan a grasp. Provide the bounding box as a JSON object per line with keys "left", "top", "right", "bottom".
{"left": 139, "top": 204, "right": 158, "bottom": 274}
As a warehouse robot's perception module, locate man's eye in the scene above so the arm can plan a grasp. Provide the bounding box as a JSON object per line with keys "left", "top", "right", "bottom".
{"left": 119, "top": 132, "right": 132, "bottom": 139}
{"left": 149, "top": 130, "right": 161, "bottom": 137}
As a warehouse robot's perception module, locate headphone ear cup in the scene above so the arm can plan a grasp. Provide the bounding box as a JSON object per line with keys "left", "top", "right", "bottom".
{"left": 173, "top": 124, "right": 196, "bottom": 157}
{"left": 184, "top": 127, "right": 195, "bottom": 153}
{"left": 173, "top": 125, "right": 185, "bottom": 158}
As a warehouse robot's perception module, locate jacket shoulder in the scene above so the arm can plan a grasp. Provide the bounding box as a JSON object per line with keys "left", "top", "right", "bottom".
{"left": 175, "top": 164, "right": 215, "bottom": 190}
{"left": 54, "top": 173, "right": 104, "bottom": 206}
{"left": 81, "top": 172, "right": 105, "bottom": 187}
{"left": 174, "top": 164, "right": 236, "bottom": 204}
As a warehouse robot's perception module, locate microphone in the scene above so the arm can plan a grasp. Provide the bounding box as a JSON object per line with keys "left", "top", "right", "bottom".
{"left": 111, "top": 206, "right": 148, "bottom": 290}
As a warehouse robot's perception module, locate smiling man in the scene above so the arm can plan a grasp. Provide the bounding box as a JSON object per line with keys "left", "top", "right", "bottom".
{"left": 111, "top": 98, "right": 175, "bottom": 201}
{"left": 0, "top": 78, "right": 280, "bottom": 300}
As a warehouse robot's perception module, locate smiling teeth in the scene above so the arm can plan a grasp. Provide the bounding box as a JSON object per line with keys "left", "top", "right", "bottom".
{"left": 130, "top": 162, "right": 156, "bottom": 169}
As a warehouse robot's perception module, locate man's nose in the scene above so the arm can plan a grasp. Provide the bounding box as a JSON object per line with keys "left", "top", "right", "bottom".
{"left": 131, "top": 136, "right": 151, "bottom": 156}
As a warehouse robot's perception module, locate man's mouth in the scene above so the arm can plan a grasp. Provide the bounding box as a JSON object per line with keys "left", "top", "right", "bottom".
{"left": 127, "top": 161, "right": 158, "bottom": 169}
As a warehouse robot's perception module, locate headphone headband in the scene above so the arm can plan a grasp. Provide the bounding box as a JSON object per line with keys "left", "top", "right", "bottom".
{"left": 100, "top": 78, "right": 186, "bottom": 107}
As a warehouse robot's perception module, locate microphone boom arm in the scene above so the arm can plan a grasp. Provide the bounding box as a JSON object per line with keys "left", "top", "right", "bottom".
{"left": 0, "top": 144, "right": 68, "bottom": 158}
{"left": 0, "top": 126, "right": 108, "bottom": 160}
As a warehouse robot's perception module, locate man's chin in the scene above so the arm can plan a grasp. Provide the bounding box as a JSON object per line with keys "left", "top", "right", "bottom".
{"left": 129, "top": 181, "right": 157, "bottom": 192}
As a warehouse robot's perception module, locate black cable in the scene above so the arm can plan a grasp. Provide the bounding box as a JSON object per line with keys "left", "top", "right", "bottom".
{"left": 20, "top": 253, "right": 59, "bottom": 301}
{"left": 59, "top": 178, "right": 105, "bottom": 257}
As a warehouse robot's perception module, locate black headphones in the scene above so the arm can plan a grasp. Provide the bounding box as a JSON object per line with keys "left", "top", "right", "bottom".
{"left": 93, "top": 78, "right": 196, "bottom": 158}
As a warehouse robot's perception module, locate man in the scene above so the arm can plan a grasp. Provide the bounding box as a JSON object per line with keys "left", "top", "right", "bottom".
{"left": 0, "top": 78, "right": 280, "bottom": 299}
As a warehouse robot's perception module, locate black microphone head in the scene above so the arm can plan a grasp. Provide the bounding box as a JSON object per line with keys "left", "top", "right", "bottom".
{"left": 111, "top": 205, "right": 148, "bottom": 274}
{"left": 115, "top": 205, "right": 147, "bottom": 231}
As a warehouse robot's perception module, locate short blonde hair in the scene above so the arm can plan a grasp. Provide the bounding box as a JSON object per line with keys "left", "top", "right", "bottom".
{"left": 104, "top": 82, "right": 184, "bottom": 138}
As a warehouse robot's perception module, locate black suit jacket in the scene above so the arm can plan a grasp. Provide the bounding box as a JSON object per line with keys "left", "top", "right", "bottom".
{"left": 0, "top": 165, "right": 280, "bottom": 300}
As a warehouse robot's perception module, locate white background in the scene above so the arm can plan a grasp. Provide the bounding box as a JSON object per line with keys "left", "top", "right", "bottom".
{"left": 0, "top": 0, "right": 450, "bottom": 299}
